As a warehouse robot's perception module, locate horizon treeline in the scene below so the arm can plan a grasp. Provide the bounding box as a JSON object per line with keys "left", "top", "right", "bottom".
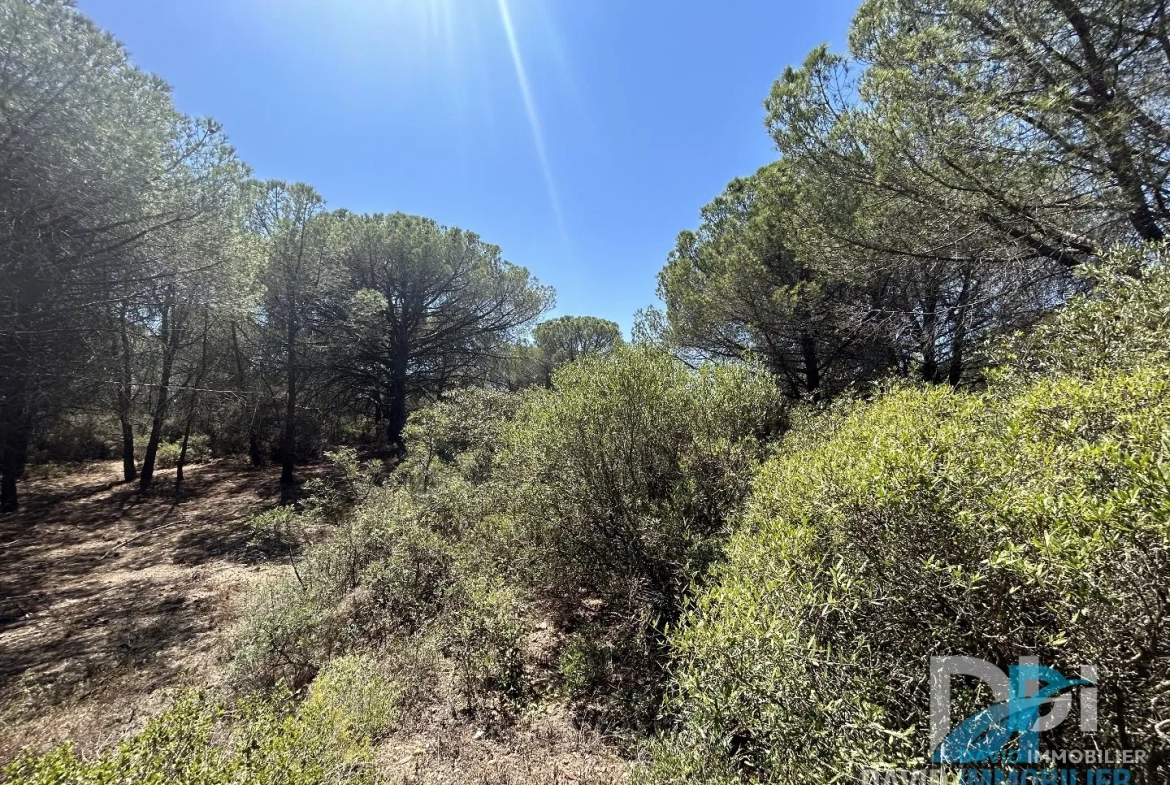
{"left": 0, "top": 0, "right": 628, "bottom": 511}
{"left": 3, "top": 0, "right": 1169, "bottom": 511}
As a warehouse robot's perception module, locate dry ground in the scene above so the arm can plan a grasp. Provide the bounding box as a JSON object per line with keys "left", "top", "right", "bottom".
{"left": 0, "top": 461, "right": 631, "bottom": 783}
{"left": 0, "top": 459, "right": 295, "bottom": 759}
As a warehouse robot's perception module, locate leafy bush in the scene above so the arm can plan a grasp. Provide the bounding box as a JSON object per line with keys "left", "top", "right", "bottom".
{"left": 994, "top": 243, "right": 1170, "bottom": 381}
{"left": 446, "top": 579, "right": 529, "bottom": 715}
{"left": 644, "top": 367, "right": 1170, "bottom": 783}
{"left": 33, "top": 416, "right": 117, "bottom": 462}
{"left": 227, "top": 392, "right": 520, "bottom": 702}
{"left": 501, "top": 346, "right": 783, "bottom": 624}
{"left": 229, "top": 358, "right": 781, "bottom": 729}
{"left": 497, "top": 346, "right": 783, "bottom": 727}
{"left": 401, "top": 387, "right": 521, "bottom": 491}
{"left": 306, "top": 654, "right": 401, "bottom": 739}
{"left": 148, "top": 434, "right": 212, "bottom": 470}
{"left": 227, "top": 486, "right": 454, "bottom": 689}
{"left": 1, "top": 688, "right": 377, "bottom": 785}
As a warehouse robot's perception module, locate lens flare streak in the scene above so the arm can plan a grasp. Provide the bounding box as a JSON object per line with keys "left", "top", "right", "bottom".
{"left": 495, "top": 0, "right": 567, "bottom": 240}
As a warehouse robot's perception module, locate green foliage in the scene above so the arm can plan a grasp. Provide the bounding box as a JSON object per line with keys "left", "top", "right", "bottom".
{"left": 227, "top": 390, "right": 529, "bottom": 716}
{"left": 994, "top": 244, "right": 1170, "bottom": 381}
{"left": 1, "top": 688, "right": 377, "bottom": 785}
{"left": 400, "top": 387, "right": 521, "bottom": 494}
{"left": 227, "top": 485, "right": 454, "bottom": 689}
{"left": 328, "top": 212, "right": 553, "bottom": 445}
{"left": 532, "top": 315, "right": 624, "bottom": 385}
{"left": 658, "top": 162, "right": 890, "bottom": 399}
{"left": 646, "top": 365, "right": 1170, "bottom": 783}
{"left": 497, "top": 346, "right": 783, "bottom": 726}
{"left": 446, "top": 579, "right": 529, "bottom": 715}
{"left": 305, "top": 654, "right": 401, "bottom": 739}
{"left": 148, "top": 434, "right": 212, "bottom": 470}
{"left": 502, "top": 346, "right": 783, "bottom": 622}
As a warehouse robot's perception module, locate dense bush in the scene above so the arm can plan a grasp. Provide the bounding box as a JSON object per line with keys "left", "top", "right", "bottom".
{"left": 31, "top": 416, "right": 117, "bottom": 462}
{"left": 445, "top": 578, "right": 529, "bottom": 715}
{"left": 228, "top": 353, "right": 782, "bottom": 730}
{"left": 228, "top": 389, "right": 519, "bottom": 700}
{"left": 228, "top": 487, "right": 453, "bottom": 690}
{"left": 642, "top": 366, "right": 1170, "bottom": 783}
{"left": 994, "top": 245, "right": 1170, "bottom": 381}
{"left": 151, "top": 433, "right": 213, "bottom": 470}
{"left": 497, "top": 346, "right": 784, "bottom": 725}
{"left": 501, "top": 347, "right": 783, "bottom": 623}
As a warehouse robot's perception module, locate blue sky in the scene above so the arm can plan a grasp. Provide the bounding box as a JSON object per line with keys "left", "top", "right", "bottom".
{"left": 78, "top": 0, "right": 859, "bottom": 333}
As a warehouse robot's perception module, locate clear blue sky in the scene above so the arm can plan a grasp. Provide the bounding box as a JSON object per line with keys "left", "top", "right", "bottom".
{"left": 78, "top": 0, "right": 858, "bottom": 333}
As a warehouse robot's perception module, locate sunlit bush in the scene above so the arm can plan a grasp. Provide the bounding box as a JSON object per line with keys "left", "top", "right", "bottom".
{"left": 643, "top": 367, "right": 1170, "bottom": 782}
{"left": 2, "top": 688, "right": 378, "bottom": 785}
{"left": 497, "top": 346, "right": 784, "bottom": 726}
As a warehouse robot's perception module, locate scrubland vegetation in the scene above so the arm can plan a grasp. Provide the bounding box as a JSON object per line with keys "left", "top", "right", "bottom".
{"left": 3, "top": 0, "right": 1170, "bottom": 782}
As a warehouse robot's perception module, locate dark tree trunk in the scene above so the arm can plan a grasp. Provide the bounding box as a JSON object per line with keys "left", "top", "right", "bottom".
{"left": 798, "top": 328, "right": 821, "bottom": 399}
{"left": 176, "top": 315, "right": 210, "bottom": 490}
{"left": 175, "top": 422, "right": 191, "bottom": 488}
{"left": 0, "top": 413, "right": 28, "bottom": 514}
{"left": 249, "top": 421, "right": 262, "bottom": 468}
{"left": 117, "top": 306, "right": 137, "bottom": 482}
{"left": 386, "top": 362, "right": 409, "bottom": 450}
{"left": 280, "top": 315, "right": 298, "bottom": 486}
{"left": 140, "top": 289, "right": 180, "bottom": 492}
{"left": 921, "top": 356, "right": 941, "bottom": 384}
{"left": 1, "top": 276, "right": 37, "bottom": 512}
{"left": 229, "top": 321, "right": 262, "bottom": 467}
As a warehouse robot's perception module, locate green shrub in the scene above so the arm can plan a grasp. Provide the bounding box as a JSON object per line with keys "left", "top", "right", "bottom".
{"left": 446, "top": 579, "right": 529, "bottom": 716}
{"left": 401, "top": 387, "right": 521, "bottom": 491}
{"left": 500, "top": 346, "right": 783, "bottom": 624}
{"left": 495, "top": 346, "right": 782, "bottom": 727}
{"left": 149, "top": 434, "right": 212, "bottom": 470}
{"left": 34, "top": 416, "right": 117, "bottom": 462}
{"left": 228, "top": 486, "right": 455, "bottom": 689}
{"left": 1, "top": 689, "right": 377, "bottom": 785}
{"left": 645, "top": 367, "right": 1170, "bottom": 783}
{"left": 227, "top": 392, "right": 522, "bottom": 707}
{"left": 229, "top": 356, "right": 780, "bottom": 730}
{"left": 23, "top": 461, "right": 71, "bottom": 480}
{"left": 306, "top": 654, "right": 401, "bottom": 739}
{"left": 994, "top": 243, "right": 1170, "bottom": 381}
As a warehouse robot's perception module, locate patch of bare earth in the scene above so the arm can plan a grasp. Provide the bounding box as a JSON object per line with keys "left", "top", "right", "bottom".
{"left": 377, "top": 705, "right": 630, "bottom": 785}
{"left": 0, "top": 459, "right": 295, "bottom": 760}
{"left": 0, "top": 460, "right": 633, "bottom": 782}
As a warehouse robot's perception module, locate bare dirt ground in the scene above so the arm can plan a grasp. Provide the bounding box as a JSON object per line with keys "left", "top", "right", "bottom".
{"left": 0, "top": 459, "right": 293, "bottom": 760}
{"left": 0, "top": 460, "right": 631, "bottom": 782}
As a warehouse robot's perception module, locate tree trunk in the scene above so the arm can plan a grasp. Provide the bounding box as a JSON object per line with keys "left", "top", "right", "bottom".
{"left": 386, "top": 361, "right": 409, "bottom": 450}
{"left": 0, "top": 411, "right": 28, "bottom": 514}
{"left": 230, "top": 321, "right": 262, "bottom": 467}
{"left": 280, "top": 315, "right": 298, "bottom": 485}
{"left": 176, "top": 315, "right": 210, "bottom": 490}
{"left": 921, "top": 356, "right": 941, "bottom": 384}
{"left": 140, "top": 289, "right": 181, "bottom": 492}
{"left": 117, "top": 305, "right": 137, "bottom": 482}
{"left": 798, "top": 328, "right": 821, "bottom": 399}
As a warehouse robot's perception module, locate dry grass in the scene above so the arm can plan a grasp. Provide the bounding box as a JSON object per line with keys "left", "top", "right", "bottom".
{"left": 376, "top": 702, "right": 630, "bottom": 784}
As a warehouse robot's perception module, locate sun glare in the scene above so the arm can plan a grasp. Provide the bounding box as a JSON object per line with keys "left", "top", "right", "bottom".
{"left": 494, "top": 0, "right": 567, "bottom": 242}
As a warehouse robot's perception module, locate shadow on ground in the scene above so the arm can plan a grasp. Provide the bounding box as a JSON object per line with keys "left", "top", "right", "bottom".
{"left": 0, "top": 459, "right": 323, "bottom": 758}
